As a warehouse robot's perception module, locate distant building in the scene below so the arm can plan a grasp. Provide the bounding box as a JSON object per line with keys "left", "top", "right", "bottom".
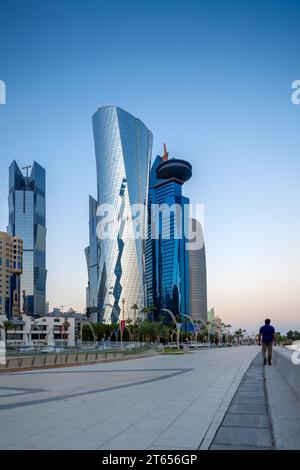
{"left": 145, "top": 146, "right": 192, "bottom": 320}
{"left": 8, "top": 161, "right": 47, "bottom": 316}
{"left": 0, "top": 231, "right": 23, "bottom": 319}
{"left": 85, "top": 195, "right": 99, "bottom": 316}
{"left": 188, "top": 218, "right": 207, "bottom": 323}
{"left": 2, "top": 314, "right": 75, "bottom": 347}
{"left": 207, "top": 307, "right": 215, "bottom": 323}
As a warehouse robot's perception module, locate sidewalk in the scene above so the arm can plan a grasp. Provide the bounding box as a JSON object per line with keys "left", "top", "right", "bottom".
{"left": 209, "top": 353, "right": 274, "bottom": 450}
{"left": 265, "top": 360, "right": 300, "bottom": 449}
{"left": 210, "top": 349, "right": 300, "bottom": 450}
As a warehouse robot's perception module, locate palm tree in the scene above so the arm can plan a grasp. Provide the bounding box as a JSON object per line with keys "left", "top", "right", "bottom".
{"left": 234, "top": 328, "right": 243, "bottom": 345}
{"left": 63, "top": 320, "right": 70, "bottom": 329}
{"left": 147, "top": 304, "right": 157, "bottom": 322}
{"left": 157, "top": 324, "right": 170, "bottom": 344}
{"left": 139, "top": 305, "right": 157, "bottom": 322}
{"left": 131, "top": 304, "right": 139, "bottom": 323}
{"left": 62, "top": 320, "right": 70, "bottom": 346}
{"left": 0, "top": 320, "right": 14, "bottom": 346}
{"left": 140, "top": 307, "right": 148, "bottom": 322}
{"left": 85, "top": 307, "right": 92, "bottom": 319}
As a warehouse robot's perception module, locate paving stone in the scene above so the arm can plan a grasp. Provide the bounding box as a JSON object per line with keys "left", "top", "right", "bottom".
{"left": 234, "top": 396, "right": 266, "bottom": 405}
{"left": 238, "top": 390, "right": 265, "bottom": 398}
{"left": 244, "top": 374, "right": 264, "bottom": 380}
{"left": 242, "top": 380, "right": 264, "bottom": 387}
{"left": 210, "top": 444, "right": 269, "bottom": 450}
{"left": 222, "top": 413, "right": 270, "bottom": 428}
{"left": 230, "top": 403, "right": 267, "bottom": 415}
{"left": 236, "top": 386, "right": 264, "bottom": 394}
{"left": 213, "top": 426, "right": 272, "bottom": 448}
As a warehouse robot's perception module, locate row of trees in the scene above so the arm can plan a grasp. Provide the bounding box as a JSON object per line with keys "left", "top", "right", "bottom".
{"left": 273, "top": 331, "right": 300, "bottom": 344}
{"left": 81, "top": 318, "right": 241, "bottom": 344}
{"left": 82, "top": 319, "right": 175, "bottom": 343}
{"left": 82, "top": 319, "right": 299, "bottom": 346}
{"left": 286, "top": 330, "right": 300, "bottom": 341}
{"left": 3, "top": 315, "right": 297, "bottom": 346}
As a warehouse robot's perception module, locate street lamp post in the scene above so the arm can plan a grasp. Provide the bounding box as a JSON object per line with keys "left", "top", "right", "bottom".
{"left": 181, "top": 314, "right": 197, "bottom": 346}
{"left": 161, "top": 309, "right": 181, "bottom": 350}
{"left": 105, "top": 303, "right": 123, "bottom": 350}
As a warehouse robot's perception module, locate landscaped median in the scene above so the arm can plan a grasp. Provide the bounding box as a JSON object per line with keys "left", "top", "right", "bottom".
{"left": 161, "top": 348, "right": 186, "bottom": 355}
{"left": 0, "top": 343, "right": 163, "bottom": 372}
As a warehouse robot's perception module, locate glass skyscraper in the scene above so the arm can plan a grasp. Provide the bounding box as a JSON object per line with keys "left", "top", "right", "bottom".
{"left": 145, "top": 147, "right": 192, "bottom": 320}
{"left": 8, "top": 161, "right": 47, "bottom": 317}
{"left": 89, "top": 106, "right": 152, "bottom": 323}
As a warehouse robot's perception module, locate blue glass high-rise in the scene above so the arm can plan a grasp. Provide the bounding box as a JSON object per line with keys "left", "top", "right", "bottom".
{"left": 145, "top": 147, "right": 192, "bottom": 321}
{"left": 90, "top": 106, "right": 152, "bottom": 323}
{"left": 8, "top": 161, "right": 47, "bottom": 316}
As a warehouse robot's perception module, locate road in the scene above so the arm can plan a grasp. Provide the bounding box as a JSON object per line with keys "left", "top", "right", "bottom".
{"left": 0, "top": 346, "right": 259, "bottom": 449}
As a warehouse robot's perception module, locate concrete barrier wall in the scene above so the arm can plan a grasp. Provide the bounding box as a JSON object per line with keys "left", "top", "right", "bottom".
{"left": 67, "top": 354, "right": 77, "bottom": 363}
{"left": 6, "top": 358, "right": 18, "bottom": 368}
{"left": 1, "top": 349, "right": 159, "bottom": 371}
{"left": 45, "top": 355, "right": 57, "bottom": 366}
{"left": 273, "top": 346, "right": 300, "bottom": 401}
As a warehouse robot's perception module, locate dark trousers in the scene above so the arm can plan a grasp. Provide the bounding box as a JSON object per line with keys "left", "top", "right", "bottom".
{"left": 262, "top": 342, "right": 273, "bottom": 363}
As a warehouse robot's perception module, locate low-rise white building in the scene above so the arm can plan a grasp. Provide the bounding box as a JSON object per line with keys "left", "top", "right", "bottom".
{"left": 0, "top": 314, "right": 76, "bottom": 347}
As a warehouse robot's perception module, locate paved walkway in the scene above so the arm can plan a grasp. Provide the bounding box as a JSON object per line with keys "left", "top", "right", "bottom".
{"left": 210, "top": 353, "right": 274, "bottom": 449}
{"left": 265, "top": 360, "right": 300, "bottom": 449}
{"left": 0, "top": 346, "right": 259, "bottom": 450}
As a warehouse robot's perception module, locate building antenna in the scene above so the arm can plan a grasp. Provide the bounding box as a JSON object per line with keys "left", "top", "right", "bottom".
{"left": 162, "top": 143, "right": 169, "bottom": 161}
{"left": 22, "top": 165, "right": 32, "bottom": 178}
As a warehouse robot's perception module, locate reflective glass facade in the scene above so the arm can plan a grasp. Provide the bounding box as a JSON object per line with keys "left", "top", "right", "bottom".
{"left": 145, "top": 155, "right": 191, "bottom": 320}
{"left": 91, "top": 106, "right": 152, "bottom": 323}
{"left": 8, "top": 161, "right": 47, "bottom": 316}
{"left": 188, "top": 218, "right": 207, "bottom": 323}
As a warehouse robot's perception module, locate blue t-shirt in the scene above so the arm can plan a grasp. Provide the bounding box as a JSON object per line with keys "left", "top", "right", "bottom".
{"left": 259, "top": 324, "right": 275, "bottom": 343}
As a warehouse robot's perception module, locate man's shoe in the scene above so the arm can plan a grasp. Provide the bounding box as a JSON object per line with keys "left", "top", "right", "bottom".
{"left": 264, "top": 359, "right": 267, "bottom": 365}
{"left": 268, "top": 362, "right": 272, "bottom": 366}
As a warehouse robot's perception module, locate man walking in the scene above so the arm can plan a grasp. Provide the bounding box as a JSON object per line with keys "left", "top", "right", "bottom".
{"left": 258, "top": 319, "right": 276, "bottom": 365}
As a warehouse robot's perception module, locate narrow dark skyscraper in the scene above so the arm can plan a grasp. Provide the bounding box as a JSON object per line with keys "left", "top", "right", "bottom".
{"left": 188, "top": 218, "right": 207, "bottom": 323}
{"left": 8, "top": 161, "right": 47, "bottom": 316}
{"left": 85, "top": 195, "right": 99, "bottom": 316}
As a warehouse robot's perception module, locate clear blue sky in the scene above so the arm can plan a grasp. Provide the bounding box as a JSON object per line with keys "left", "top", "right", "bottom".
{"left": 0, "top": 0, "right": 299, "bottom": 333}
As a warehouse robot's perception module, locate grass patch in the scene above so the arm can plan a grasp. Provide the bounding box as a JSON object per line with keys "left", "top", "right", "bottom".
{"left": 161, "top": 348, "right": 185, "bottom": 355}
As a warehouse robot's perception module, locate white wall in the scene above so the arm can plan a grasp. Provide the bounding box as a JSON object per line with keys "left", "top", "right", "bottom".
{"left": 273, "top": 346, "right": 300, "bottom": 402}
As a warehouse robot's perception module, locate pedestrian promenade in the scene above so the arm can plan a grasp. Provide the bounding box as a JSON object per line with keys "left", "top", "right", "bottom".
{"left": 0, "top": 346, "right": 258, "bottom": 449}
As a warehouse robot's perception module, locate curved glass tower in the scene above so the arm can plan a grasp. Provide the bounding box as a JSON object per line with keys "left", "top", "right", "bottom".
{"left": 92, "top": 106, "right": 152, "bottom": 323}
